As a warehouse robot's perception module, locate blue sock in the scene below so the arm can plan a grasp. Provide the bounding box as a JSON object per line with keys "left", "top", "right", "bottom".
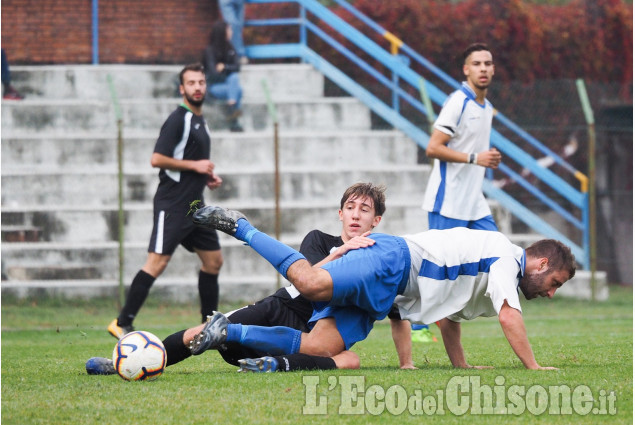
{"left": 234, "top": 219, "right": 306, "bottom": 279}
{"left": 226, "top": 324, "right": 302, "bottom": 356}
{"left": 411, "top": 324, "right": 429, "bottom": 331}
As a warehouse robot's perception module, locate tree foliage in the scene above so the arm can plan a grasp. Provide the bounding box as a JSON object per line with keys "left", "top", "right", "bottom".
{"left": 346, "top": 0, "right": 632, "bottom": 84}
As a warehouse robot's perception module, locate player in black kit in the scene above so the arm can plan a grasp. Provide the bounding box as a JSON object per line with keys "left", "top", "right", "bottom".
{"left": 87, "top": 183, "right": 415, "bottom": 374}
{"left": 107, "top": 63, "right": 224, "bottom": 339}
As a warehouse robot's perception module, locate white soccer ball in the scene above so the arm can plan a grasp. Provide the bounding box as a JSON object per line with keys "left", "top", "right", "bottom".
{"left": 112, "top": 331, "right": 167, "bottom": 381}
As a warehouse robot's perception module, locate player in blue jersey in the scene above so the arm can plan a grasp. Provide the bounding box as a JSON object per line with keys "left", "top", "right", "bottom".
{"left": 107, "top": 63, "right": 225, "bottom": 339}
{"left": 190, "top": 206, "right": 576, "bottom": 371}
{"left": 87, "top": 183, "right": 416, "bottom": 375}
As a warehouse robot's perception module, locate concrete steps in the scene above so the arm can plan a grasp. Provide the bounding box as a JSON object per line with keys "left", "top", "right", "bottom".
{"left": 11, "top": 64, "right": 325, "bottom": 101}
{"left": 1, "top": 130, "right": 415, "bottom": 169}
{"left": 5, "top": 64, "right": 596, "bottom": 301}
{"left": 1, "top": 64, "right": 434, "bottom": 301}
{"left": 1, "top": 97, "right": 371, "bottom": 133}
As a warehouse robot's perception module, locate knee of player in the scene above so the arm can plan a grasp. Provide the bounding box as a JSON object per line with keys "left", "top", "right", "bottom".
{"left": 202, "top": 253, "right": 223, "bottom": 273}
{"left": 294, "top": 272, "right": 331, "bottom": 301}
{"left": 334, "top": 351, "right": 360, "bottom": 370}
{"left": 301, "top": 339, "right": 340, "bottom": 357}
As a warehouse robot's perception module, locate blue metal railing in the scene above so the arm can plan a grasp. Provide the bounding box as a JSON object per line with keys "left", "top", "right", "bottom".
{"left": 244, "top": 0, "right": 590, "bottom": 268}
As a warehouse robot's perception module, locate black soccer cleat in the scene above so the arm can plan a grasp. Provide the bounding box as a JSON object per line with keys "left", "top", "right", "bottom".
{"left": 192, "top": 206, "right": 247, "bottom": 235}
{"left": 189, "top": 311, "right": 230, "bottom": 355}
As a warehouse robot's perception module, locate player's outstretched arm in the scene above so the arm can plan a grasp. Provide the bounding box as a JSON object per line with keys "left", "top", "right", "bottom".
{"left": 498, "top": 301, "right": 557, "bottom": 370}
{"left": 312, "top": 232, "right": 376, "bottom": 268}
{"left": 438, "top": 318, "right": 492, "bottom": 369}
{"left": 390, "top": 318, "right": 417, "bottom": 369}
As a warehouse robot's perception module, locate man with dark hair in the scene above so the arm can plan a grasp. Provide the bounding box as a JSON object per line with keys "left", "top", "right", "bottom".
{"left": 88, "top": 183, "right": 417, "bottom": 374}
{"left": 107, "top": 63, "right": 224, "bottom": 339}
{"left": 416, "top": 42, "right": 503, "bottom": 343}
{"left": 190, "top": 206, "right": 576, "bottom": 371}
{"left": 422, "top": 43, "right": 502, "bottom": 231}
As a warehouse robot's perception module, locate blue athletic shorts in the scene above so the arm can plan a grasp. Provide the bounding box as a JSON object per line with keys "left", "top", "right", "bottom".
{"left": 308, "top": 305, "right": 374, "bottom": 350}
{"left": 427, "top": 212, "right": 498, "bottom": 231}
{"left": 319, "top": 233, "right": 410, "bottom": 321}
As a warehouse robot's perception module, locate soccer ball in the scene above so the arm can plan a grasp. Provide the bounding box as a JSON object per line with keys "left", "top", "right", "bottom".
{"left": 112, "top": 331, "right": 167, "bottom": 381}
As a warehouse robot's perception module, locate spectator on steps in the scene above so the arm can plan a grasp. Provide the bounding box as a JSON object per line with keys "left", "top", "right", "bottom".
{"left": 203, "top": 20, "right": 244, "bottom": 132}
{"left": 2, "top": 49, "right": 24, "bottom": 100}
{"left": 217, "top": 0, "right": 248, "bottom": 64}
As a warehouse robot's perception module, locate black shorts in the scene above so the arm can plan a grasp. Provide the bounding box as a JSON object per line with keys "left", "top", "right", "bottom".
{"left": 147, "top": 207, "right": 220, "bottom": 255}
{"left": 217, "top": 289, "right": 312, "bottom": 366}
{"left": 387, "top": 304, "right": 402, "bottom": 320}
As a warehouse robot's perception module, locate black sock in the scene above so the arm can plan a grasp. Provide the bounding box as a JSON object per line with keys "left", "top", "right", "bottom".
{"left": 163, "top": 330, "right": 191, "bottom": 367}
{"left": 118, "top": 270, "right": 155, "bottom": 326}
{"left": 273, "top": 353, "right": 337, "bottom": 372}
{"left": 198, "top": 270, "right": 219, "bottom": 322}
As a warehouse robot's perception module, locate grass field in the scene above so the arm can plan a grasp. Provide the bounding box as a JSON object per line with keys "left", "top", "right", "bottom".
{"left": 1, "top": 286, "right": 632, "bottom": 424}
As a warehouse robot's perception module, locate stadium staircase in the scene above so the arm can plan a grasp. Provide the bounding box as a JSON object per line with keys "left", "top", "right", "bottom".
{"left": 1, "top": 63, "right": 446, "bottom": 302}
{"left": 1, "top": 0, "right": 606, "bottom": 301}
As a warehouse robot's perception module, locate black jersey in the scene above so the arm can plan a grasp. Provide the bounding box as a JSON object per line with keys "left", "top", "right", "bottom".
{"left": 153, "top": 105, "right": 211, "bottom": 212}
{"left": 270, "top": 229, "right": 344, "bottom": 320}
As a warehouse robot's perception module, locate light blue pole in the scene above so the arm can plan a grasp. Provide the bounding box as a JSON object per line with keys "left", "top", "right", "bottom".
{"left": 92, "top": 0, "right": 99, "bottom": 64}
{"left": 300, "top": 3, "right": 306, "bottom": 64}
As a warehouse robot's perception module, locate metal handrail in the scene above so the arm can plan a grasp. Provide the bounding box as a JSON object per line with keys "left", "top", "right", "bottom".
{"left": 244, "top": 0, "right": 590, "bottom": 268}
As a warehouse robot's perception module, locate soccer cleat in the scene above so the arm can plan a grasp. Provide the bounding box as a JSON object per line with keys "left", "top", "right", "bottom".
{"left": 85, "top": 357, "right": 116, "bottom": 375}
{"left": 192, "top": 206, "right": 246, "bottom": 235}
{"left": 237, "top": 356, "right": 278, "bottom": 373}
{"left": 107, "top": 319, "right": 134, "bottom": 340}
{"left": 189, "top": 311, "right": 229, "bottom": 355}
{"left": 411, "top": 327, "right": 438, "bottom": 343}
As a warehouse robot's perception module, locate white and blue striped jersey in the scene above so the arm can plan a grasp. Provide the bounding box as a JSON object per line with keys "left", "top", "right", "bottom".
{"left": 396, "top": 228, "right": 525, "bottom": 324}
{"left": 422, "top": 82, "right": 494, "bottom": 221}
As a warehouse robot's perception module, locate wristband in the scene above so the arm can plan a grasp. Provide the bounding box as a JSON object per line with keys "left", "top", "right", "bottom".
{"left": 468, "top": 153, "right": 477, "bottom": 164}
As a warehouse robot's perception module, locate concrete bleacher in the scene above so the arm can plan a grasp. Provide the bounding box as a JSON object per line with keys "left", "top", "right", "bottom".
{"left": 1, "top": 63, "right": 605, "bottom": 302}
{"left": 1, "top": 63, "right": 433, "bottom": 302}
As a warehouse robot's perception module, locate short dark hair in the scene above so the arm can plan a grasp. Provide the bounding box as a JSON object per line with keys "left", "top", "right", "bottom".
{"left": 179, "top": 62, "right": 205, "bottom": 85}
{"left": 526, "top": 239, "right": 577, "bottom": 280}
{"left": 462, "top": 43, "right": 491, "bottom": 63}
{"left": 339, "top": 182, "right": 386, "bottom": 217}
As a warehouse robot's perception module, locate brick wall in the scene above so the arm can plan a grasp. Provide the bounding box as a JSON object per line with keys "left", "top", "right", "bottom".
{"left": 1, "top": 0, "right": 220, "bottom": 64}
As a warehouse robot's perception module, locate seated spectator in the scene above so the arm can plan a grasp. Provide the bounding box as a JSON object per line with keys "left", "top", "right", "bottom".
{"left": 217, "top": 0, "right": 248, "bottom": 64}
{"left": 2, "top": 49, "right": 24, "bottom": 100}
{"left": 203, "top": 20, "right": 243, "bottom": 132}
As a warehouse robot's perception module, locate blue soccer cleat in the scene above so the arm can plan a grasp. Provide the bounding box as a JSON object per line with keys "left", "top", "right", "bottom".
{"left": 85, "top": 357, "right": 116, "bottom": 375}
{"left": 237, "top": 356, "right": 279, "bottom": 373}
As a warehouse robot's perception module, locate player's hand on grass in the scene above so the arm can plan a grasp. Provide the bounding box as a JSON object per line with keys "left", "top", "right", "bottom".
{"left": 400, "top": 364, "right": 418, "bottom": 370}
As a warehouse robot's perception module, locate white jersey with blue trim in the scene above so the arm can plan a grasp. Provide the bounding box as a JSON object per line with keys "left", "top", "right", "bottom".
{"left": 422, "top": 82, "right": 494, "bottom": 220}
{"left": 396, "top": 228, "right": 525, "bottom": 325}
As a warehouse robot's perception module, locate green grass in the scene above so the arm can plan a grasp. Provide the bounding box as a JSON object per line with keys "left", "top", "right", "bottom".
{"left": 2, "top": 287, "right": 632, "bottom": 424}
